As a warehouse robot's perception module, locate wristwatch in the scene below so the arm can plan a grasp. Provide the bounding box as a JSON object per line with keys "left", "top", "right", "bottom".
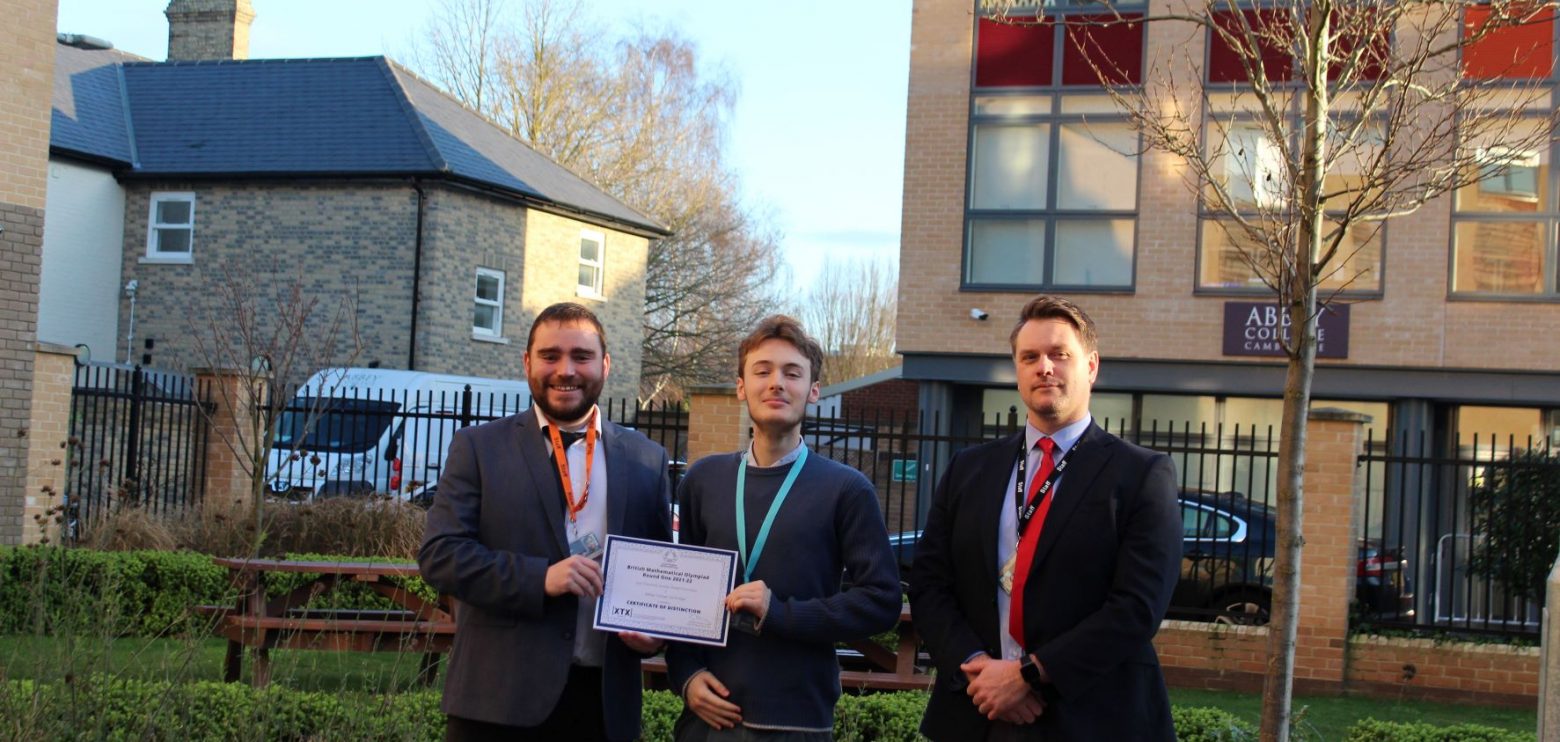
{"left": 1018, "top": 655, "right": 1043, "bottom": 688}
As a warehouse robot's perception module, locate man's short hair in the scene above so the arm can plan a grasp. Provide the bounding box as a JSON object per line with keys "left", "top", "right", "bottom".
{"left": 1010, "top": 295, "right": 1099, "bottom": 354}
{"left": 737, "top": 315, "right": 825, "bottom": 385}
{"left": 527, "top": 302, "right": 608, "bottom": 354}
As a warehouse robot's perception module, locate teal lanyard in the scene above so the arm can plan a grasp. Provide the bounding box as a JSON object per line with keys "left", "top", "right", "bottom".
{"left": 735, "top": 446, "right": 809, "bottom": 584}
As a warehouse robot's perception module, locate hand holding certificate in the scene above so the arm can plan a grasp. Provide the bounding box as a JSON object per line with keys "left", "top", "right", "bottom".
{"left": 593, "top": 534, "right": 739, "bottom": 647}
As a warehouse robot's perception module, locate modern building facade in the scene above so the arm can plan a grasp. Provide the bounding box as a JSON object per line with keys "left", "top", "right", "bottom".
{"left": 899, "top": 0, "right": 1560, "bottom": 494}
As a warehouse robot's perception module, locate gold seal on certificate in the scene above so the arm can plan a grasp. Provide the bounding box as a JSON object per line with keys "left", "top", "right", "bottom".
{"left": 592, "top": 534, "right": 738, "bottom": 647}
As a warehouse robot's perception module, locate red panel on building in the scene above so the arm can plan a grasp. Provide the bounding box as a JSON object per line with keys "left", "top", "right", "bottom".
{"left": 1061, "top": 14, "right": 1144, "bottom": 85}
{"left": 1207, "top": 9, "right": 1297, "bottom": 83}
{"left": 976, "top": 16, "right": 1054, "bottom": 87}
{"left": 1463, "top": 5, "right": 1555, "bottom": 80}
{"left": 1329, "top": 9, "right": 1389, "bottom": 81}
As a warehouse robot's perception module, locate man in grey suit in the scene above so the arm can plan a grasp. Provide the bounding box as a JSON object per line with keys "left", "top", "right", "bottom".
{"left": 419, "top": 302, "right": 674, "bottom": 741}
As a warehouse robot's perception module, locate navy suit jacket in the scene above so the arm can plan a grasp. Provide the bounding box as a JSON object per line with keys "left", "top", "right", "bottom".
{"left": 418, "top": 408, "right": 672, "bottom": 741}
{"left": 910, "top": 422, "right": 1181, "bottom": 741}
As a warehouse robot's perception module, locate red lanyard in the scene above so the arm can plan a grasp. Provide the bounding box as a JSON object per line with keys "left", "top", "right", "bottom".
{"left": 546, "top": 409, "right": 598, "bottom": 522}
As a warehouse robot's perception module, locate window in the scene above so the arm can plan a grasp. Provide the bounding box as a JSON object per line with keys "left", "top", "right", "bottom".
{"left": 1452, "top": 119, "right": 1557, "bottom": 296}
{"left": 577, "top": 230, "right": 605, "bottom": 298}
{"left": 1197, "top": 96, "right": 1384, "bottom": 293}
{"left": 966, "top": 12, "right": 1145, "bottom": 290}
{"left": 473, "top": 268, "right": 504, "bottom": 338}
{"left": 145, "top": 192, "right": 195, "bottom": 261}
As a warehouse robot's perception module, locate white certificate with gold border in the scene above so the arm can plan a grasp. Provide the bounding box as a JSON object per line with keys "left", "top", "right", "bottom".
{"left": 593, "top": 534, "right": 737, "bottom": 647}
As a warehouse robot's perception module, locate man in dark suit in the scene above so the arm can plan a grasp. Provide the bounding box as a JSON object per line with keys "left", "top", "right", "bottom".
{"left": 419, "top": 302, "right": 673, "bottom": 742}
{"left": 911, "top": 295, "right": 1182, "bottom": 741}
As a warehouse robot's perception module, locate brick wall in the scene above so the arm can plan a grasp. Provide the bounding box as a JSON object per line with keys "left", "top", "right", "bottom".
{"left": 165, "top": 0, "right": 254, "bottom": 61}
{"left": 118, "top": 182, "right": 650, "bottom": 400}
{"left": 841, "top": 378, "right": 920, "bottom": 417}
{"left": 415, "top": 186, "right": 527, "bottom": 384}
{"left": 0, "top": 0, "right": 56, "bottom": 544}
{"left": 686, "top": 385, "right": 748, "bottom": 463}
{"left": 898, "top": 0, "right": 1560, "bottom": 374}
{"left": 119, "top": 181, "right": 420, "bottom": 377}
{"left": 21, "top": 344, "right": 73, "bottom": 544}
{"left": 516, "top": 208, "right": 649, "bottom": 402}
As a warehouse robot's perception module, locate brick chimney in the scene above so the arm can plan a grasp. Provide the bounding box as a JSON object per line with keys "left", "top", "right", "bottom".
{"left": 165, "top": 0, "right": 256, "bottom": 60}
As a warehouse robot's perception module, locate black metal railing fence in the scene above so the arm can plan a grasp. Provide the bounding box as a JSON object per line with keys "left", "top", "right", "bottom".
{"left": 1359, "top": 431, "right": 1557, "bottom": 638}
{"left": 66, "top": 364, "right": 212, "bottom": 539}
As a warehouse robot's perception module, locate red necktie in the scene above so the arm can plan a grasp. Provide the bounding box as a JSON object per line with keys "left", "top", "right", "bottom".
{"left": 1008, "top": 437, "right": 1056, "bottom": 646}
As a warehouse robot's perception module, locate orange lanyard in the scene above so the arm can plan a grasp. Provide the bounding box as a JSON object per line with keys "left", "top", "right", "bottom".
{"left": 546, "top": 409, "right": 598, "bottom": 523}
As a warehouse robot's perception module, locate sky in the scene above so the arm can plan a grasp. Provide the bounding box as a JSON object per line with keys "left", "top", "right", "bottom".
{"left": 53, "top": 0, "right": 912, "bottom": 296}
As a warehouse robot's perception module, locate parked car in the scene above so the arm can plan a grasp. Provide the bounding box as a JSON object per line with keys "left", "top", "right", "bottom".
{"left": 888, "top": 489, "right": 1413, "bottom": 627}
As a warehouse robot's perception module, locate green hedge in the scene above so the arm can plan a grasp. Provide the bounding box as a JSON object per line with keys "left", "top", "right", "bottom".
{"left": 0, "top": 547, "right": 228, "bottom": 637}
{"left": 1345, "top": 718, "right": 1536, "bottom": 742}
{"left": 1173, "top": 705, "right": 1257, "bottom": 740}
{"left": 0, "top": 676, "right": 1531, "bottom": 742}
{"left": 0, "top": 547, "right": 437, "bottom": 637}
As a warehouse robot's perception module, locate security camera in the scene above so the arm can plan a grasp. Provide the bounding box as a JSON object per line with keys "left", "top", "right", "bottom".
{"left": 124, "top": 280, "right": 138, "bottom": 292}
{"left": 970, "top": 308, "right": 989, "bottom": 321}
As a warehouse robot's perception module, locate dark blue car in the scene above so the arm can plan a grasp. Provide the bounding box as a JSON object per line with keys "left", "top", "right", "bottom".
{"left": 890, "top": 490, "right": 1412, "bottom": 626}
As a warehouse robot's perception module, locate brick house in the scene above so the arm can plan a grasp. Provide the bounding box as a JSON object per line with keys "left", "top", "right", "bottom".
{"left": 44, "top": 0, "right": 664, "bottom": 401}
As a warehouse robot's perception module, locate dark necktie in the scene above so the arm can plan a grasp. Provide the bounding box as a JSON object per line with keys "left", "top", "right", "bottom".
{"left": 557, "top": 429, "right": 586, "bottom": 450}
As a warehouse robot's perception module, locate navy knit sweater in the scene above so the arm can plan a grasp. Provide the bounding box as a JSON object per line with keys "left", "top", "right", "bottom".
{"left": 665, "top": 451, "right": 901, "bottom": 731}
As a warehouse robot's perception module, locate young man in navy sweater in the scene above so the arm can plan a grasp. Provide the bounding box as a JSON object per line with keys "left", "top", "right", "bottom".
{"left": 666, "top": 315, "right": 901, "bottom": 741}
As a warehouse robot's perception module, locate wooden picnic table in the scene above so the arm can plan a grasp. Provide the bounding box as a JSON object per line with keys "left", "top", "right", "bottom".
{"left": 202, "top": 557, "right": 455, "bottom": 687}
{"left": 203, "top": 559, "right": 931, "bottom": 692}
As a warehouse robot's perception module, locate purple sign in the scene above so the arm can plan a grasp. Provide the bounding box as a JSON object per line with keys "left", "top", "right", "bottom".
{"left": 1222, "top": 302, "right": 1350, "bottom": 359}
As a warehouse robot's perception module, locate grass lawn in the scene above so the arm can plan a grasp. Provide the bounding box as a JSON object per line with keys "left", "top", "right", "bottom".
{"left": 1169, "top": 687, "right": 1538, "bottom": 739}
{"left": 0, "top": 635, "right": 441, "bottom": 694}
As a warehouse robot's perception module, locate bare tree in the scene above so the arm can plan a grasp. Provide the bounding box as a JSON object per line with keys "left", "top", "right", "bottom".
{"left": 797, "top": 255, "right": 899, "bottom": 387}
{"left": 980, "top": 2, "right": 1559, "bottom": 738}
{"left": 186, "top": 261, "right": 362, "bottom": 553}
{"left": 408, "top": 0, "right": 783, "bottom": 400}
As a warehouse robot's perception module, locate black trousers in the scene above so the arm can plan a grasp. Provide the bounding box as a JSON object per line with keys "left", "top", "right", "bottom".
{"left": 446, "top": 665, "right": 608, "bottom": 742}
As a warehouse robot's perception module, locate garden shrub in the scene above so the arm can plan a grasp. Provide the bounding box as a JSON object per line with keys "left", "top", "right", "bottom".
{"left": 1346, "top": 718, "right": 1536, "bottom": 742}
{"left": 1174, "top": 705, "right": 1258, "bottom": 740}
{"left": 0, "top": 547, "right": 228, "bottom": 637}
{"left": 2, "top": 677, "right": 1533, "bottom": 742}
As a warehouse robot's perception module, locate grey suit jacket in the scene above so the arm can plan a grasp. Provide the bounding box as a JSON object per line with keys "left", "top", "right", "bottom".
{"left": 418, "top": 408, "right": 673, "bottom": 741}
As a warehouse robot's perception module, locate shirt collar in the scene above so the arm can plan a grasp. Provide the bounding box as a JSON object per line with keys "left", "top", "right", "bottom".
{"left": 534, "top": 405, "right": 602, "bottom": 440}
{"left": 745, "top": 439, "right": 807, "bottom": 469}
{"left": 1025, "top": 414, "right": 1092, "bottom": 455}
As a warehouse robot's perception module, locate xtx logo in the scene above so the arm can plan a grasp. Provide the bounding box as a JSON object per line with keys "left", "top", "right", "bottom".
{"left": 611, "top": 607, "right": 632, "bottom": 617}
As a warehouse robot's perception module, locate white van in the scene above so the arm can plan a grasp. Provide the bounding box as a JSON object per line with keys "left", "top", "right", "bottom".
{"left": 265, "top": 367, "right": 530, "bottom": 503}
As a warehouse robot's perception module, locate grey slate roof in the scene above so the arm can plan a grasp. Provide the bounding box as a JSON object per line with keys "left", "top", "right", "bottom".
{"left": 51, "top": 42, "right": 140, "bottom": 164}
{"left": 49, "top": 43, "right": 663, "bottom": 234}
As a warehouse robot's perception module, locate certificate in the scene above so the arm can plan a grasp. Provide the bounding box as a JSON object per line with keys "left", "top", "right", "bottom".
{"left": 593, "top": 534, "right": 738, "bottom": 647}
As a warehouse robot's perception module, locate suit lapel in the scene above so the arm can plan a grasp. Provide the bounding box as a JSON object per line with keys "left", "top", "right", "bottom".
{"left": 975, "top": 432, "right": 1026, "bottom": 587}
{"left": 604, "top": 421, "right": 629, "bottom": 537}
{"left": 515, "top": 409, "right": 569, "bottom": 555}
{"left": 1029, "top": 423, "right": 1115, "bottom": 572}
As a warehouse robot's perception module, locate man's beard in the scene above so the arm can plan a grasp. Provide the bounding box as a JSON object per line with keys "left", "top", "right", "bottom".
{"left": 530, "top": 378, "right": 603, "bottom": 424}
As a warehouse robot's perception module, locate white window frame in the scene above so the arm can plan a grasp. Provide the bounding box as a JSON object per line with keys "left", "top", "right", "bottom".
{"left": 472, "top": 267, "right": 505, "bottom": 340}
{"left": 144, "top": 192, "right": 196, "bottom": 263}
{"left": 577, "top": 230, "right": 606, "bottom": 299}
